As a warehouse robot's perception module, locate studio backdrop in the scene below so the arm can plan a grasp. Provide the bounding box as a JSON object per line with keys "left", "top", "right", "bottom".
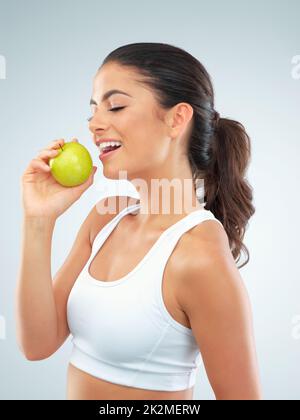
{"left": 0, "top": 0, "right": 299, "bottom": 400}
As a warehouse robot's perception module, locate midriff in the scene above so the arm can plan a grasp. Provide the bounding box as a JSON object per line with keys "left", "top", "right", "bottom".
{"left": 67, "top": 363, "right": 194, "bottom": 400}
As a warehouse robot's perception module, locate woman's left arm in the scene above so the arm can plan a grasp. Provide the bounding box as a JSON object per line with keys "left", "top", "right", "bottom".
{"left": 178, "top": 226, "right": 263, "bottom": 400}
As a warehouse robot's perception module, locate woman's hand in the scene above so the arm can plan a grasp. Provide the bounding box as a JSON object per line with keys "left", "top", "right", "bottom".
{"left": 21, "top": 138, "right": 97, "bottom": 220}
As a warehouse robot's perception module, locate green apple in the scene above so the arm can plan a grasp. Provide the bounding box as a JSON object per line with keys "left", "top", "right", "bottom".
{"left": 49, "top": 142, "right": 93, "bottom": 187}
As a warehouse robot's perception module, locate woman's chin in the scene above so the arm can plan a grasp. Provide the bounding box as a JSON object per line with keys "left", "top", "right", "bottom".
{"left": 102, "top": 165, "right": 130, "bottom": 182}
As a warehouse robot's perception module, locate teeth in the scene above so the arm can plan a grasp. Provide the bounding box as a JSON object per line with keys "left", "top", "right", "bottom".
{"left": 98, "top": 141, "right": 122, "bottom": 153}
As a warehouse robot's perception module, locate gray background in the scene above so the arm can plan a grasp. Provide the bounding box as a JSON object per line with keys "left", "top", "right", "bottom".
{"left": 0, "top": 0, "right": 299, "bottom": 400}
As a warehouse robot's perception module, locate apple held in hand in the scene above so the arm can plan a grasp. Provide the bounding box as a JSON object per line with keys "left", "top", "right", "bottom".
{"left": 49, "top": 141, "right": 93, "bottom": 187}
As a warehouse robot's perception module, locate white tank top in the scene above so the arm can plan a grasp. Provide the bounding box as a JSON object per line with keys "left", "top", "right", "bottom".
{"left": 67, "top": 202, "right": 223, "bottom": 392}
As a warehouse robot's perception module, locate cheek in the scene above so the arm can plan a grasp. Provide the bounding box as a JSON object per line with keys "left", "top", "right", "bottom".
{"left": 120, "top": 110, "right": 167, "bottom": 158}
{"left": 131, "top": 111, "right": 162, "bottom": 139}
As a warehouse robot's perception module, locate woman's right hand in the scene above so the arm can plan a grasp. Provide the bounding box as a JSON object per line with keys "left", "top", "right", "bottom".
{"left": 21, "top": 138, "right": 98, "bottom": 220}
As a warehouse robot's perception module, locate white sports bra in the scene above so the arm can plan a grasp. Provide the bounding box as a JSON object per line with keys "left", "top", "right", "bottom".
{"left": 67, "top": 202, "right": 223, "bottom": 392}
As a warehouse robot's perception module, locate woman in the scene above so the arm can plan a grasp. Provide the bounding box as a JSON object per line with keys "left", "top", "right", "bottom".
{"left": 16, "top": 42, "right": 262, "bottom": 400}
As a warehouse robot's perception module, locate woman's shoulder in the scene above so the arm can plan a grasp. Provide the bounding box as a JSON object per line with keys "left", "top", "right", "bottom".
{"left": 191, "top": 216, "right": 228, "bottom": 253}
{"left": 175, "top": 218, "right": 245, "bottom": 318}
{"left": 174, "top": 216, "right": 233, "bottom": 289}
{"left": 180, "top": 215, "right": 229, "bottom": 263}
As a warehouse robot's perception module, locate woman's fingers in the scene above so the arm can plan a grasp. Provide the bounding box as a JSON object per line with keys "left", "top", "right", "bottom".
{"left": 48, "top": 138, "right": 65, "bottom": 149}
{"left": 37, "top": 138, "right": 79, "bottom": 155}
{"left": 37, "top": 148, "right": 59, "bottom": 162}
{"left": 37, "top": 139, "right": 65, "bottom": 153}
{"left": 35, "top": 138, "right": 79, "bottom": 167}
{"left": 31, "top": 158, "right": 51, "bottom": 172}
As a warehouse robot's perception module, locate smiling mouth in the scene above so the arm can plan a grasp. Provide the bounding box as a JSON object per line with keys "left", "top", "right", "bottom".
{"left": 99, "top": 145, "right": 122, "bottom": 159}
{"left": 101, "top": 145, "right": 121, "bottom": 154}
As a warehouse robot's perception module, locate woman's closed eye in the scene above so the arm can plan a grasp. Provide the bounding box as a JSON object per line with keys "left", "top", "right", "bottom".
{"left": 87, "top": 106, "right": 125, "bottom": 122}
{"left": 109, "top": 106, "right": 125, "bottom": 112}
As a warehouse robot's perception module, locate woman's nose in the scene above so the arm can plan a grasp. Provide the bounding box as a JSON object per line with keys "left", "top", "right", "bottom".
{"left": 88, "top": 116, "right": 108, "bottom": 133}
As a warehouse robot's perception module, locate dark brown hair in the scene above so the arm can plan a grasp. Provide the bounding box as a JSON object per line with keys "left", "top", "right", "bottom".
{"left": 100, "top": 42, "right": 255, "bottom": 269}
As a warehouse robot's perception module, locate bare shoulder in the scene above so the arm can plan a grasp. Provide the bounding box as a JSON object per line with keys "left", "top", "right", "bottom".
{"left": 191, "top": 218, "right": 232, "bottom": 263}
{"left": 89, "top": 195, "right": 140, "bottom": 245}
{"left": 175, "top": 217, "right": 230, "bottom": 270}
{"left": 184, "top": 216, "right": 233, "bottom": 267}
{"left": 176, "top": 218, "right": 248, "bottom": 316}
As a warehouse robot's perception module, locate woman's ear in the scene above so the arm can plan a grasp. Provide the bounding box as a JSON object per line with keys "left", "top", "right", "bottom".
{"left": 165, "top": 102, "right": 194, "bottom": 139}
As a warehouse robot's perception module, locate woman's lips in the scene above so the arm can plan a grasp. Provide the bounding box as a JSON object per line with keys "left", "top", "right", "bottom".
{"left": 99, "top": 145, "right": 122, "bottom": 161}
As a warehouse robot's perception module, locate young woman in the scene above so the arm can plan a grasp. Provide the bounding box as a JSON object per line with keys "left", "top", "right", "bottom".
{"left": 16, "top": 42, "right": 262, "bottom": 400}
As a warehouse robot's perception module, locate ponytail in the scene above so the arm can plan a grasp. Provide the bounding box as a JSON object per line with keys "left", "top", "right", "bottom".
{"left": 204, "top": 116, "right": 255, "bottom": 269}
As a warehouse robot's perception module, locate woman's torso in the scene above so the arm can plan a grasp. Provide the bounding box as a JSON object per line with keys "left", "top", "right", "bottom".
{"left": 67, "top": 202, "right": 211, "bottom": 400}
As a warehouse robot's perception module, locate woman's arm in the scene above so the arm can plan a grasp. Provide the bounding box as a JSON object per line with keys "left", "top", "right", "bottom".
{"left": 178, "top": 221, "right": 263, "bottom": 400}
{"left": 15, "top": 209, "right": 93, "bottom": 360}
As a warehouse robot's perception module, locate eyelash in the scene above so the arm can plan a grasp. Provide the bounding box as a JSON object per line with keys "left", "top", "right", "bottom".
{"left": 87, "top": 106, "right": 125, "bottom": 122}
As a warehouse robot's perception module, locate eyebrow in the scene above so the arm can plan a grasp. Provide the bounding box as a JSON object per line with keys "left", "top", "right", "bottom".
{"left": 90, "top": 89, "right": 132, "bottom": 105}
